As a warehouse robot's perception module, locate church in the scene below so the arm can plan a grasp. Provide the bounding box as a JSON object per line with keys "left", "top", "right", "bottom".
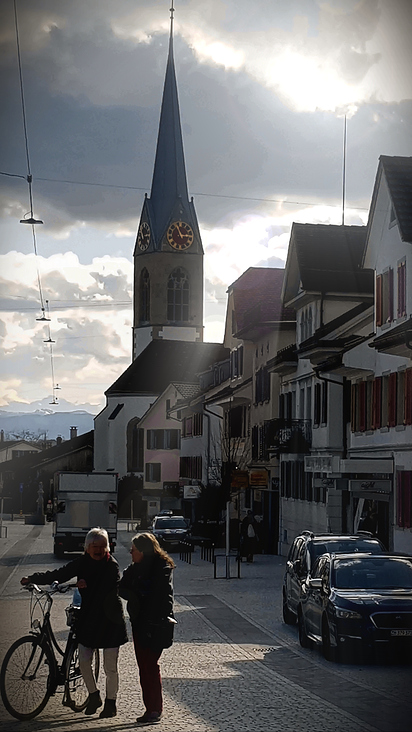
{"left": 94, "top": 11, "right": 228, "bottom": 517}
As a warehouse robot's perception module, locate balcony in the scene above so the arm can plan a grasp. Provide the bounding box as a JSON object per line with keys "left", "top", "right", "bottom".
{"left": 265, "top": 418, "right": 312, "bottom": 455}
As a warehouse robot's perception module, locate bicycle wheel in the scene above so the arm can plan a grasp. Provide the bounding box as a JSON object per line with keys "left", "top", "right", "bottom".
{"left": 64, "top": 641, "right": 100, "bottom": 712}
{"left": 0, "top": 635, "right": 55, "bottom": 720}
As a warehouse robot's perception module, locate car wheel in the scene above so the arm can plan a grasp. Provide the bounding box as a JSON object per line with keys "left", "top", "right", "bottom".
{"left": 322, "top": 617, "right": 337, "bottom": 662}
{"left": 282, "top": 590, "right": 297, "bottom": 625}
{"left": 298, "top": 608, "right": 310, "bottom": 648}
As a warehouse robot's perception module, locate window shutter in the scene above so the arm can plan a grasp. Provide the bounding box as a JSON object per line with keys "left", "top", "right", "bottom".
{"left": 388, "top": 372, "right": 397, "bottom": 427}
{"left": 405, "top": 369, "right": 412, "bottom": 425}
{"left": 314, "top": 383, "right": 321, "bottom": 426}
{"left": 372, "top": 377, "right": 382, "bottom": 429}
{"left": 376, "top": 274, "right": 382, "bottom": 327}
{"left": 397, "top": 261, "right": 406, "bottom": 318}
{"left": 388, "top": 267, "right": 394, "bottom": 322}
{"left": 359, "top": 381, "right": 366, "bottom": 432}
{"left": 351, "top": 383, "right": 357, "bottom": 432}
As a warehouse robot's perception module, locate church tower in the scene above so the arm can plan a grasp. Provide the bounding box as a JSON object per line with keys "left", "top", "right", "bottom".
{"left": 132, "top": 6, "right": 204, "bottom": 360}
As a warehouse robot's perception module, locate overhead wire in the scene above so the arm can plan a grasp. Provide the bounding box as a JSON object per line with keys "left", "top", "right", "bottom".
{"left": 13, "top": 0, "right": 59, "bottom": 403}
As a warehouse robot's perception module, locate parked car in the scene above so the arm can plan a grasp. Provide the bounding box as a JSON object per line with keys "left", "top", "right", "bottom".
{"left": 151, "top": 515, "right": 190, "bottom": 551}
{"left": 297, "top": 552, "right": 412, "bottom": 661}
{"left": 283, "top": 531, "right": 386, "bottom": 624}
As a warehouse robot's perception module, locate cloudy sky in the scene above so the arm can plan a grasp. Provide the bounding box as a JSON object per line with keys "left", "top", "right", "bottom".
{"left": 1, "top": 0, "right": 411, "bottom": 415}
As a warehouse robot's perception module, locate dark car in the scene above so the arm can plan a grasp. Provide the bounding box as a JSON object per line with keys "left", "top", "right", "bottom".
{"left": 297, "top": 553, "right": 412, "bottom": 661}
{"left": 151, "top": 515, "right": 190, "bottom": 551}
{"left": 282, "top": 531, "right": 386, "bottom": 624}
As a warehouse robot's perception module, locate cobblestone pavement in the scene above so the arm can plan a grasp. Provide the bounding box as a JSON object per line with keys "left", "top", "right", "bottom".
{"left": 0, "top": 521, "right": 410, "bottom": 732}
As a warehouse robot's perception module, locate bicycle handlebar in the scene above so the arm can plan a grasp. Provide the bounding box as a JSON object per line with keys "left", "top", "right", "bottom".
{"left": 24, "top": 582, "right": 77, "bottom": 595}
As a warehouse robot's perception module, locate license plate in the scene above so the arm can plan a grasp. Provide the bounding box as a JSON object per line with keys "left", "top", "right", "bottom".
{"left": 391, "top": 629, "right": 412, "bottom": 637}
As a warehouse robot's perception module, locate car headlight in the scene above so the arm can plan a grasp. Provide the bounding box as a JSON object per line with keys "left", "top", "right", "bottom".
{"left": 335, "top": 607, "right": 362, "bottom": 620}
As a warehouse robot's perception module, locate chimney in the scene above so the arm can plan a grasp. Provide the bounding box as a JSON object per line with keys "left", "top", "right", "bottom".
{"left": 70, "top": 426, "right": 78, "bottom": 440}
{"left": 56, "top": 435, "right": 62, "bottom": 445}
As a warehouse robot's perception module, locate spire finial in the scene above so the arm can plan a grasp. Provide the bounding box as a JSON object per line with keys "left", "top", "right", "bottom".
{"left": 170, "top": 0, "right": 175, "bottom": 39}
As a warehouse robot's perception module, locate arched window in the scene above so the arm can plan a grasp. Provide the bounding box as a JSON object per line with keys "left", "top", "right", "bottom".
{"left": 139, "top": 269, "right": 150, "bottom": 323}
{"left": 127, "top": 418, "right": 144, "bottom": 473}
{"left": 167, "top": 268, "right": 189, "bottom": 322}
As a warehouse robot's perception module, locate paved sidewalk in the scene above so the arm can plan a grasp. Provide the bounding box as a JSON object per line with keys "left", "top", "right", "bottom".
{"left": 0, "top": 522, "right": 408, "bottom": 732}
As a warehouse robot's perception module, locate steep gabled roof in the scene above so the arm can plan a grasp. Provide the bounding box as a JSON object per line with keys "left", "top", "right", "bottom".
{"left": 106, "top": 340, "right": 229, "bottom": 396}
{"left": 379, "top": 156, "right": 412, "bottom": 243}
{"left": 229, "top": 268, "right": 295, "bottom": 335}
{"left": 282, "top": 224, "right": 370, "bottom": 305}
{"left": 0, "top": 431, "right": 94, "bottom": 472}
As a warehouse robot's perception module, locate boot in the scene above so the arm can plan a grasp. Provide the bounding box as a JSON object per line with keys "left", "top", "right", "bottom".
{"left": 84, "top": 690, "right": 102, "bottom": 715}
{"left": 99, "top": 698, "right": 117, "bottom": 718}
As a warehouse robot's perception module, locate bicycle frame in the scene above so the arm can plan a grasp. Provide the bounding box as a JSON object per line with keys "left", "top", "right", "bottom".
{"left": 27, "top": 584, "right": 77, "bottom": 692}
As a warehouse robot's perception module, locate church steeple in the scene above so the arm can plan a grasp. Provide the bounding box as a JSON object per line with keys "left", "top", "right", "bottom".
{"left": 149, "top": 10, "right": 189, "bottom": 242}
{"left": 132, "top": 2, "right": 204, "bottom": 361}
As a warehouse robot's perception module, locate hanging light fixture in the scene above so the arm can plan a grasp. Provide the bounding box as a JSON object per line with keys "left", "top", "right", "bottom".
{"left": 20, "top": 211, "right": 43, "bottom": 225}
{"left": 36, "top": 308, "right": 50, "bottom": 322}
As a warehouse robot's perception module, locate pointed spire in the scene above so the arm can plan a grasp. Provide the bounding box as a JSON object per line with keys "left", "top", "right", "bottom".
{"left": 149, "top": 0, "right": 189, "bottom": 241}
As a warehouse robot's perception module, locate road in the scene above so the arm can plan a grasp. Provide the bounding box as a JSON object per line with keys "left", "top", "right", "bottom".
{"left": 0, "top": 520, "right": 411, "bottom": 732}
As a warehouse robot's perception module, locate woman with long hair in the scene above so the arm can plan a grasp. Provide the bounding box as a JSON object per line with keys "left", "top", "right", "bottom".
{"left": 21, "top": 527, "right": 127, "bottom": 719}
{"left": 119, "top": 532, "right": 176, "bottom": 725}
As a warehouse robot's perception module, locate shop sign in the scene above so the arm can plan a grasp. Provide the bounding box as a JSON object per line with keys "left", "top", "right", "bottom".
{"left": 348, "top": 480, "right": 391, "bottom": 493}
{"left": 250, "top": 469, "right": 268, "bottom": 487}
{"left": 231, "top": 470, "right": 249, "bottom": 489}
{"left": 304, "top": 455, "right": 340, "bottom": 474}
{"left": 183, "top": 484, "right": 202, "bottom": 499}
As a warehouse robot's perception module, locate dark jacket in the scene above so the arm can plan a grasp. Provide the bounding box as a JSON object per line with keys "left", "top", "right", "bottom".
{"left": 119, "top": 554, "right": 174, "bottom": 651}
{"left": 27, "top": 554, "right": 128, "bottom": 649}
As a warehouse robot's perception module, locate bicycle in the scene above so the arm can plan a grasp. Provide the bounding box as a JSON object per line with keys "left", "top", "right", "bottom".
{"left": 0, "top": 582, "right": 100, "bottom": 720}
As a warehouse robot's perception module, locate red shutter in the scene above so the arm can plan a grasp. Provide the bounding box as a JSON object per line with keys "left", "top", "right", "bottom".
{"left": 351, "top": 384, "right": 357, "bottom": 432}
{"left": 359, "top": 381, "right": 366, "bottom": 432}
{"left": 397, "top": 262, "right": 406, "bottom": 318}
{"left": 388, "top": 267, "right": 394, "bottom": 322}
{"left": 376, "top": 274, "right": 382, "bottom": 327}
{"left": 405, "top": 369, "right": 412, "bottom": 425}
{"left": 388, "top": 372, "right": 397, "bottom": 427}
{"left": 372, "top": 377, "right": 382, "bottom": 430}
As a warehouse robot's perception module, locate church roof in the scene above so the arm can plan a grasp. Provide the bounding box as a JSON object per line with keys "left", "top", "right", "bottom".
{"left": 106, "top": 340, "right": 229, "bottom": 396}
{"left": 148, "top": 30, "right": 189, "bottom": 243}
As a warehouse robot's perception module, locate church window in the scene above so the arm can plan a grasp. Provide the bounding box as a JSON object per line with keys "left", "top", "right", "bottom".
{"left": 167, "top": 268, "right": 189, "bottom": 322}
{"left": 140, "top": 269, "right": 150, "bottom": 322}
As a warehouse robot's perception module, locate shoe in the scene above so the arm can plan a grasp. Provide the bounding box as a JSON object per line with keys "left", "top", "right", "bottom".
{"left": 136, "top": 711, "right": 162, "bottom": 724}
{"left": 84, "top": 690, "right": 102, "bottom": 715}
{"left": 99, "top": 698, "right": 117, "bottom": 718}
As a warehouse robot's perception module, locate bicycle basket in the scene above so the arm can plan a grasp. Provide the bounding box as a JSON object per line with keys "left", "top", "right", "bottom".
{"left": 65, "top": 604, "right": 81, "bottom": 628}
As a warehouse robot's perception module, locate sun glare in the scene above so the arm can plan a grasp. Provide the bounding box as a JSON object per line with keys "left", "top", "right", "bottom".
{"left": 268, "top": 49, "right": 359, "bottom": 114}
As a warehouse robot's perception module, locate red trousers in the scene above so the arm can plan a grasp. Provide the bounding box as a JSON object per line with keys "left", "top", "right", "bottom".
{"left": 132, "top": 632, "right": 163, "bottom": 714}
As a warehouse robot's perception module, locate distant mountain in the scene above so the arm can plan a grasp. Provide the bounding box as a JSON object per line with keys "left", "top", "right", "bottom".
{"left": 0, "top": 409, "right": 95, "bottom": 441}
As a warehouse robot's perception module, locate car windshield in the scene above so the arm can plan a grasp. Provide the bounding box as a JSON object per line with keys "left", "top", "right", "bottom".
{"left": 312, "top": 538, "right": 382, "bottom": 560}
{"left": 154, "top": 518, "right": 187, "bottom": 529}
{"left": 333, "top": 557, "right": 412, "bottom": 590}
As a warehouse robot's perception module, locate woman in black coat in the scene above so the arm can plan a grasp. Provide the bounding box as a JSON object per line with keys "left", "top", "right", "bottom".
{"left": 119, "top": 532, "right": 175, "bottom": 726}
{"left": 21, "top": 527, "right": 127, "bottom": 719}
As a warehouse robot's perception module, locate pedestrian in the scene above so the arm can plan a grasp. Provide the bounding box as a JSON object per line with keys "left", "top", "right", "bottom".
{"left": 20, "top": 527, "right": 127, "bottom": 719}
{"left": 241, "top": 510, "right": 259, "bottom": 563}
{"left": 119, "top": 532, "right": 176, "bottom": 726}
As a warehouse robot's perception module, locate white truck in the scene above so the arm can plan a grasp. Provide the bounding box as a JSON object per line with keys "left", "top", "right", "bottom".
{"left": 53, "top": 472, "right": 118, "bottom": 557}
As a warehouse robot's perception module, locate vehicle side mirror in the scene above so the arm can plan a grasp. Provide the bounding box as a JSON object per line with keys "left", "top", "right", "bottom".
{"left": 308, "top": 577, "right": 322, "bottom": 589}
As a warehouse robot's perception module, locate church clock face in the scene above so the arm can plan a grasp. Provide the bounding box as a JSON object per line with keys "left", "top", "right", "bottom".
{"left": 167, "top": 221, "right": 194, "bottom": 250}
{"left": 137, "top": 222, "right": 151, "bottom": 251}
